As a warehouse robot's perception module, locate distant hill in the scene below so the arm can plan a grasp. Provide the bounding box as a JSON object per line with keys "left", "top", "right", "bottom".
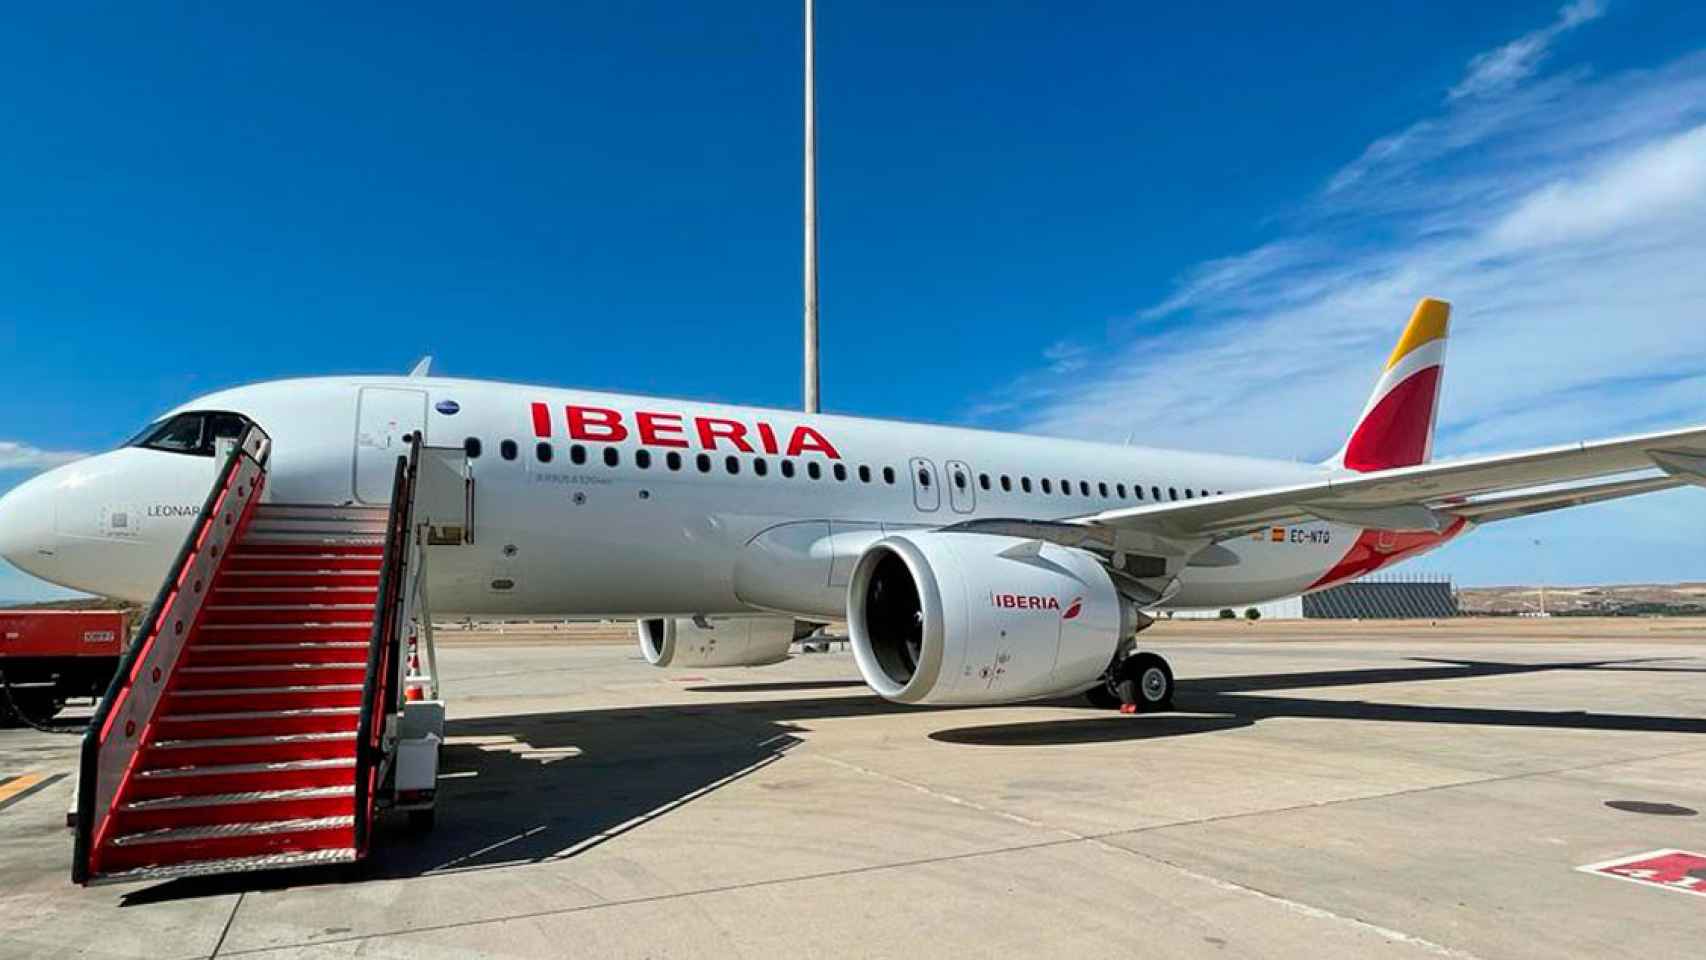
{"left": 1459, "top": 583, "right": 1706, "bottom": 616}
{"left": 0, "top": 596, "right": 142, "bottom": 614}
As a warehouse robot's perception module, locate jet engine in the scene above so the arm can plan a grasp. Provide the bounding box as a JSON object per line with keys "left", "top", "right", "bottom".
{"left": 636, "top": 615, "right": 804, "bottom": 668}
{"left": 847, "top": 532, "right": 1135, "bottom": 705}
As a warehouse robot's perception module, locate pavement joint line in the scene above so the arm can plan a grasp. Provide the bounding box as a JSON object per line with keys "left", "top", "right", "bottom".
{"left": 1094, "top": 843, "right": 1488, "bottom": 960}
{"left": 811, "top": 752, "right": 1484, "bottom": 958}
{"left": 805, "top": 739, "right": 1706, "bottom": 960}
{"left": 209, "top": 891, "right": 245, "bottom": 960}
{"left": 1095, "top": 741, "right": 1706, "bottom": 844}
{"left": 213, "top": 835, "right": 1090, "bottom": 957}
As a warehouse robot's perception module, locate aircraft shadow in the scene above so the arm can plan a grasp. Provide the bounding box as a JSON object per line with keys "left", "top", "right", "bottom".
{"left": 119, "top": 654, "right": 1704, "bottom": 902}
{"left": 930, "top": 655, "right": 1706, "bottom": 746}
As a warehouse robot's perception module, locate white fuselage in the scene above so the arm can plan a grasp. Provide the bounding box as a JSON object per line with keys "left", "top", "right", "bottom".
{"left": 0, "top": 376, "right": 1463, "bottom": 615}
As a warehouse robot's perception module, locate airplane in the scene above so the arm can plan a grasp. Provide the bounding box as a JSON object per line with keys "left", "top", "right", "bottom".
{"left": 2, "top": 298, "right": 1703, "bottom": 711}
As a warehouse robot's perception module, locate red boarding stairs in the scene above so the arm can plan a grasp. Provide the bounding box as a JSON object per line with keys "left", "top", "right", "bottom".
{"left": 73, "top": 425, "right": 422, "bottom": 884}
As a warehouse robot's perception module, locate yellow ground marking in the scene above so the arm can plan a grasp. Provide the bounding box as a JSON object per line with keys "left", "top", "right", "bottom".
{"left": 0, "top": 773, "right": 45, "bottom": 805}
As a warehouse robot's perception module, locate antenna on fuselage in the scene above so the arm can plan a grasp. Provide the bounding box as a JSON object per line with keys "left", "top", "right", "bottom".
{"left": 802, "top": 0, "right": 820, "bottom": 414}
{"left": 408, "top": 356, "right": 435, "bottom": 378}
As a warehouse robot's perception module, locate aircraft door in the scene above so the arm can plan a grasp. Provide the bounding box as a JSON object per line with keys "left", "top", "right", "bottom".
{"left": 416, "top": 445, "right": 473, "bottom": 545}
{"left": 945, "top": 460, "right": 975, "bottom": 514}
{"left": 910, "top": 457, "right": 940, "bottom": 512}
{"left": 354, "top": 388, "right": 427, "bottom": 504}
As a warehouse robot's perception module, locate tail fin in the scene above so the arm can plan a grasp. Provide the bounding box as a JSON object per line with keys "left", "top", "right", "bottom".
{"left": 1333, "top": 297, "right": 1451, "bottom": 473}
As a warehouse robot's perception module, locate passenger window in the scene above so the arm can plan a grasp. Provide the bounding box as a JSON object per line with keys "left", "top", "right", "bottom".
{"left": 883, "top": 466, "right": 896, "bottom": 484}
{"left": 754, "top": 458, "right": 769, "bottom": 476}
{"left": 604, "top": 447, "right": 620, "bottom": 467}
{"left": 666, "top": 451, "right": 683, "bottom": 471}
{"left": 696, "top": 453, "right": 712, "bottom": 473}
{"left": 1000, "top": 475, "right": 1012, "bottom": 492}
{"left": 1097, "top": 482, "right": 1108, "bottom": 498}
{"left": 1202, "top": 490, "right": 1210, "bottom": 499}
{"left": 809, "top": 462, "right": 822, "bottom": 480}
{"left": 464, "top": 437, "right": 482, "bottom": 459}
{"left": 536, "top": 442, "right": 554, "bottom": 463}
{"left": 858, "top": 465, "right": 872, "bottom": 483}
{"left": 1021, "top": 477, "right": 1032, "bottom": 493}
{"left": 952, "top": 469, "right": 967, "bottom": 490}
{"left": 1041, "top": 478, "right": 1052, "bottom": 494}
{"left": 1169, "top": 487, "right": 1178, "bottom": 501}
{"left": 635, "top": 449, "right": 652, "bottom": 469}
{"left": 1060, "top": 479, "right": 1071, "bottom": 495}
{"left": 1080, "top": 481, "right": 1091, "bottom": 496}
{"left": 1116, "top": 483, "right": 1126, "bottom": 498}
{"left": 782, "top": 459, "right": 796, "bottom": 478}
{"left": 500, "top": 440, "right": 518, "bottom": 461}
{"left": 570, "top": 444, "right": 587, "bottom": 465}
{"left": 917, "top": 468, "right": 931, "bottom": 487}
{"left": 1184, "top": 489, "right": 1193, "bottom": 499}
{"left": 834, "top": 463, "right": 847, "bottom": 482}
{"left": 1151, "top": 486, "right": 1161, "bottom": 501}
{"left": 978, "top": 473, "right": 991, "bottom": 491}
{"left": 725, "top": 456, "right": 740, "bottom": 475}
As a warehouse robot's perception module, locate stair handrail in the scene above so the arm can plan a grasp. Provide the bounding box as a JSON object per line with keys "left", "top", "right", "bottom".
{"left": 353, "top": 433, "right": 421, "bottom": 856}
{"left": 73, "top": 425, "right": 271, "bottom": 884}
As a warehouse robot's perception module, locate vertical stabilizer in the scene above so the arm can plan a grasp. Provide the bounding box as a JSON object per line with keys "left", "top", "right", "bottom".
{"left": 1334, "top": 298, "right": 1451, "bottom": 472}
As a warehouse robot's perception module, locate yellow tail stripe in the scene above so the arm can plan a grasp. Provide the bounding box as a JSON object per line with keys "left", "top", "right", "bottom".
{"left": 1385, "top": 298, "right": 1451, "bottom": 370}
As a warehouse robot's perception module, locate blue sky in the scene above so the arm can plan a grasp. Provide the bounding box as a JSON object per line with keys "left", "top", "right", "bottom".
{"left": 4, "top": 1, "right": 1706, "bottom": 600}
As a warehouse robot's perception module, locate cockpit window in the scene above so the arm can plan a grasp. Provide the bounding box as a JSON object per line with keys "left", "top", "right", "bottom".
{"left": 129, "top": 411, "right": 251, "bottom": 457}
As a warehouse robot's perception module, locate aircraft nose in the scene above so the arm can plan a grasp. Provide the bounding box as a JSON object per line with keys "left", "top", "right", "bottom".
{"left": 0, "top": 472, "right": 57, "bottom": 574}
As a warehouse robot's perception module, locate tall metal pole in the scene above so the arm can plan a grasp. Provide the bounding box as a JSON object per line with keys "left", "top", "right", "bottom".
{"left": 802, "top": 0, "right": 820, "bottom": 413}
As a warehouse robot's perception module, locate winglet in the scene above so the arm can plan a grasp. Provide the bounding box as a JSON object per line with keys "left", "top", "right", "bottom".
{"left": 1333, "top": 298, "right": 1451, "bottom": 473}
{"left": 408, "top": 356, "right": 435, "bottom": 378}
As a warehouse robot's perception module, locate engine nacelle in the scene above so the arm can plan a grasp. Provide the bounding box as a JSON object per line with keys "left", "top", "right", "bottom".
{"left": 848, "top": 532, "right": 1134, "bottom": 705}
{"left": 636, "top": 615, "right": 803, "bottom": 668}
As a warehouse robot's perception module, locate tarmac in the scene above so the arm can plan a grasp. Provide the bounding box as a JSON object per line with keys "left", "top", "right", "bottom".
{"left": 2, "top": 618, "right": 1703, "bottom": 959}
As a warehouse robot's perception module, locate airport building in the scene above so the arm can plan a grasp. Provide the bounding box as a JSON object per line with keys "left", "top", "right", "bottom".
{"left": 1171, "top": 574, "right": 1460, "bottom": 621}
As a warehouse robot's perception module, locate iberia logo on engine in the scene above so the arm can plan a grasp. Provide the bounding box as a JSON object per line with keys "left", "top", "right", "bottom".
{"left": 991, "top": 594, "right": 1084, "bottom": 620}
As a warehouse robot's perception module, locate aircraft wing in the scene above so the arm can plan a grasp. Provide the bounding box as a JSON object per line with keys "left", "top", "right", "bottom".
{"left": 945, "top": 424, "right": 1706, "bottom": 551}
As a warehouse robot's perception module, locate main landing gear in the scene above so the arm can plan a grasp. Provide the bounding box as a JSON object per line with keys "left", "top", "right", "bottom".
{"left": 1084, "top": 650, "right": 1175, "bottom": 712}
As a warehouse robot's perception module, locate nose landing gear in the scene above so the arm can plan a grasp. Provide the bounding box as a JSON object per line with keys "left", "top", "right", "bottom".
{"left": 1084, "top": 650, "right": 1175, "bottom": 712}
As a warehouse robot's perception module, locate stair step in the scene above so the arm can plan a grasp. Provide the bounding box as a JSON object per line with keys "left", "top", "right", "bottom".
{"left": 254, "top": 504, "right": 388, "bottom": 520}
{"left": 98, "top": 817, "right": 356, "bottom": 875}
{"left": 175, "top": 664, "right": 367, "bottom": 691}
{"left": 240, "top": 525, "right": 387, "bottom": 542}
{"left": 155, "top": 706, "right": 361, "bottom": 737}
{"left": 116, "top": 785, "right": 355, "bottom": 832}
{"left": 166, "top": 683, "right": 365, "bottom": 713}
{"left": 226, "top": 555, "right": 384, "bottom": 573}
{"left": 214, "top": 572, "right": 381, "bottom": 592}
{"left": 112, "top": 815, "right": 354, "bottom": 847}
{"left": 143, "top": 731, "right": 358, "bottom": 768}
{"left": 202, "top": 604, "right": 376, "bottom": 626}
{"left": 91, "top": 846, "right": 358, "bottom": 886}
{"left": 184, "top": 642, "right": 370, "bottom": 667}
{"left": 198, "top": 623, "right": 373, "bottom": 643}
{"left": 129, "top": 757, "right": 356, "bottom": 799}
{"left": 208, "top": 587, "right": 379, "bottom": 605}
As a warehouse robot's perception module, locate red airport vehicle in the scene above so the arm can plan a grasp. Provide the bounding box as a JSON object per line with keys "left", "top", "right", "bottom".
{"left": 0, "top": 609, "right": 132, "bottom": 726}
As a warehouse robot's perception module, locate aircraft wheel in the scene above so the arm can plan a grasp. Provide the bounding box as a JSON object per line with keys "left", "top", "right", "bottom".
{"left": 1115, "top": 653, "right": 1174, "bottom": 712}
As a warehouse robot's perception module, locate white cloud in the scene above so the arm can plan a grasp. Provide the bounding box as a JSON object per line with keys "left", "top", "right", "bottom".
{"left": 1042, "top": 340, "right": 1091, "bottom": 374}
{"left": 0, "top": 441, "right": 85, "bottom": 472}
{"left": 1489, "top": 123, "right": 1706, "bottom": 249}
{"left": 968, "top": 38, "right": 1706, "bottom": 583}
{"left": 1448, "top": 0, "right": 1606, "bottom": 102}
